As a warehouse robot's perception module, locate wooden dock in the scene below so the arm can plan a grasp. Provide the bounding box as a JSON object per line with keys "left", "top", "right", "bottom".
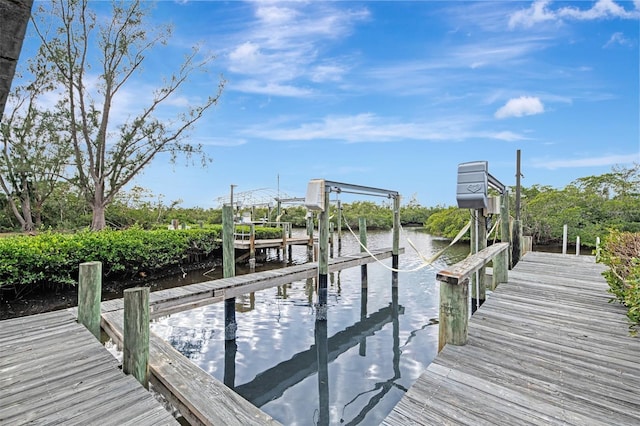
{"left": 0, "top": 310, "right": 178, "bottom": 425}
{"left": 234, "top": 236, "right": 312, "bottom": 250}
{"left": 95, "top": 248, "right": 399, "bottom": 426}
{"left": 384, "top": 251, "right": 640, "bottom": 425}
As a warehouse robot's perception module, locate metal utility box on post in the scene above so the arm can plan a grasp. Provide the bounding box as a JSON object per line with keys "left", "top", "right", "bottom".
{"left": 456, "top": 161, "right": 489, "bottom": 209}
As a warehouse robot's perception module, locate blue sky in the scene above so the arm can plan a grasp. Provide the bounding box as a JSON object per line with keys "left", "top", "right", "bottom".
{"left": 23, "top": 0, "right": 640, "bottom": 208}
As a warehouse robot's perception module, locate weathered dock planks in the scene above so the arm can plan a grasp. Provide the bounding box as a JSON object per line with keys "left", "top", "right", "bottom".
{"left": 0, "top": 310, "right": 178, "bottom": 425}
{"left": 383, "top": 251, "right": 640, "bottom": 426}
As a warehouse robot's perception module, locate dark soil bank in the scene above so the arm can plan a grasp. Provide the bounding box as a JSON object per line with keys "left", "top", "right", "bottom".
{"left": 0, "top": 259, "right": 220, "bottom": 321}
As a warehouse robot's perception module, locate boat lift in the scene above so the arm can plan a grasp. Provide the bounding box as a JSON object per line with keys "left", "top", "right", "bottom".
{"left": 305, "top": 179, "right": 401, "bottom": 320}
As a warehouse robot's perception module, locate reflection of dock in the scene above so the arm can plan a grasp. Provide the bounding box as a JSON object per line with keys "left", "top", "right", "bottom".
{"left": 235, "top": 303, "right": 404, "bottom": 407}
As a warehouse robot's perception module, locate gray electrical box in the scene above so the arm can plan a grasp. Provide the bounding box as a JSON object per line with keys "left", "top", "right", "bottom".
{"left": 456, "top": 161, "right": 489, "bottom": 209}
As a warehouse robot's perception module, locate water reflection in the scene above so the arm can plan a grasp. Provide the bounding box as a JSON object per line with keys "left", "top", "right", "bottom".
{"left": 151, "top": 228, "right": 469, "bottom": 425}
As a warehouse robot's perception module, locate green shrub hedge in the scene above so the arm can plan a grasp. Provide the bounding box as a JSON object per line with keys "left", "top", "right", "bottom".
{"left": 0, "top": 227, "right": 222, "bottom": 290}
{"left": 0, "top": 224, "right": 288, "bottom": 291}
{"left": 599, "top": 230, "right": 640, "bottom": 335}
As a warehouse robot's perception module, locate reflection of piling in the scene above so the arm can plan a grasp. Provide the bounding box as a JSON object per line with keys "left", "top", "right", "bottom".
{"left": 223, "top": 205, "right": 237, "bottom": 340}
{"left": 224, "top": 339, "right": 237, "bottom": 390}
{"left": 359, "top": 286, "right": 368, "bottom": 356}
{"left": 359, "top": 217, "right": 368, "bottom": 289}
{"left": 315, "top": 319, "right": 329, "bottom": 426}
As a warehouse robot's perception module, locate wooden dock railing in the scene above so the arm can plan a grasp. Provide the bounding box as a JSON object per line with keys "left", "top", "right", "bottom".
{"left": 436, "top": 242, "right": 509, "bottom": 352}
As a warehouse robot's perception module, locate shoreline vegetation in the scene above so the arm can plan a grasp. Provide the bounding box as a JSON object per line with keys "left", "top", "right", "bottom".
{"left": 1, "top": 165, "right": 639, "bottom": 329}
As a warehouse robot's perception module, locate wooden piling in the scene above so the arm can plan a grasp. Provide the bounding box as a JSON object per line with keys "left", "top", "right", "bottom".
{"left": 123, "top": 287, "right": 150, "bottom": 389}
{"left": 249, "top": 223, "right": 256, "bottom": 271}
{"left": 492, "top": 246, "right": 508, "bottom": 289}
{"left": 470, "top": 210, "right": 487, "bottom": 310}
{"left": 78, "top": 261, "right": 102, "bottom": 340}
{"left": 437, "top": 242, "right": 509, "bottom": 352}
{"left": 306, "top": 213, "right": 314, "bottom": 261}
{"left": 317, "top": 187, "right": 330, "bottom": 321}
{"left": 562, "top": 224, "right": 568, "bottom": 254}
{"left": 359, "top": 217, "right": 368, "bottom": 289}
{"left": 222, "top": 205, "right": 237, "bottom": 340}
{"left": 576, "top": 236, "right": 581, "bottom": 256}
{"left": 500, "top": 193, "right": 511, "bottom": 268}
{"left": 438, "top": 278, "right": 469, "bottom": 352}
{"left": 329, "top": 222, "right": 334, "bottom": 258}
{"left": 337, "top": 200, "right": 342, "bottom": 252}
{"left": 392, "top": 195, "right": 400, "bottom": 287}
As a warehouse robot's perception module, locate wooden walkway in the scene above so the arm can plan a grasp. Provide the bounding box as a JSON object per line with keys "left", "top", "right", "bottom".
{"left": 0, "top": 310, "right": 178, "bottom": 425}
{"left": 384, "top": 251, "right": 640, "bottom": 425}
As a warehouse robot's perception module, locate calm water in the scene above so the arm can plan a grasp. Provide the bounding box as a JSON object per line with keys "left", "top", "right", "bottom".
{"left": 150, "top": 228, "right": 469, "bottom": 425}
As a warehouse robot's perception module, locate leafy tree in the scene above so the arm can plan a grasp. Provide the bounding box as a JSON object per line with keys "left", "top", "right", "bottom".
{"left": 0, "top": 57, "right": 73, "bottom": 231}
{"left": 31, "top": 0, "right": 224, "bottom": 230}
{"left": 424, "top": 206, "right": 470, "bottom": 240}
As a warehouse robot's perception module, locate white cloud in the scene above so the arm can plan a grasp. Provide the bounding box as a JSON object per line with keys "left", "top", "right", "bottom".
{"left": 509, "top": 0, "right": 557, "bottom": 29}
{"left": 224, "top": 2, "right": 369, "bottom": 97}
{"left": 489, "top": 131, "right": 529, "bottom": 142}
{"left": 603, "top": 32, "right": 632, "bottom": 48}
{"left": 232, "top": 80, "right": 313, "bottom": 97}
{"left": 244, "top": 113, "right": 528, "bottom": 143}
{"left": 533, "top": 153, "right": 640, "bottom": 169}
{"left": 509, "top": 0, "right": 640, "bottom": 29}
{"left": 495, "top": 96, "right": 545, "bottom": 119}
{"left": 558, "top": 0, "right": 639, "bottom": 20}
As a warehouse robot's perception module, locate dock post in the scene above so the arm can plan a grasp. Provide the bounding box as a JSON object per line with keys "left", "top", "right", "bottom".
{"left": 392, "top": 194, "right": 401, "bottom": 287}
{"left": 438, "top": 277, "right": 469, "bottom": 352}
{"left": 470, "top": 210, "right": 487, "bottom": 311}
{"left": 512, "top": 149, "right": 522, "bottom": 267}
{"left": 316, "top": 187, "right": 330, "bottom": 321}
{"left": 500, "top": 192, "right": 512, "bottom": 269}
{"left": 337, "top": 200, "right": 342, "bottom": 253}
{"left": 595, "top": 236, "right": 601, "bottom": 261}
{"left": 576, "top": 236, "right": 581, "bottom": 256}
{"left": 492, "top": 248, "right": 509, "bottom": 289}
{"left": 288, "top": 223, "right": 293, "bottom": 262}
{"left": 249, "top": 223, "right": 256, "bottom": 271}
{"left": 329, "top": 222, "right": 334, "bottom": 258}
{"left": 78, "top": 261, "right": 102, "bottom": 340}
{"left": 123, "top": 287, "right": 150, "bottom": 389}
{"left": 223, "top": 205, "right": 237, "bottom": 340}
{"left": 359, "top": 217, "right": 368, "bottom": 289}
{"left": 306, "top": 212, "right": 314, "bottom": 261}
{"left": 562, "top": 224, "right": 568, "bottom": 254}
